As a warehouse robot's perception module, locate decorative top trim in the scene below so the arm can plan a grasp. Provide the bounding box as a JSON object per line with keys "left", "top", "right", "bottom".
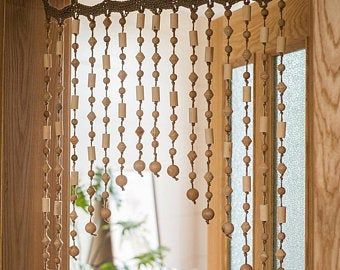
{"left": 42, "top": 0, "right": 271, "bottom": 21}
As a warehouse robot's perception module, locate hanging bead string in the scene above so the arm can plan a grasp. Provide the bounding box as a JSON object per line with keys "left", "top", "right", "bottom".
{"left": 202, "top": 1, "right": 215, "bottom": 225}
{"left": 167, "top": 7, "right": 180, "bottom": 181}
{"left": 259, "top": 3, "right": 270, "bottom": 269}
{"left": 85, "top": 17, "right": 98, "bottom": 236}
{"left": 116, "top": 12, "right": 129, "bottom": 190}
{"left": 241, "top": 2, "right": 253, "bottom": 269}
{"left": 53, "top": 21, "right": 65, "bottom": 270}
{"left": 134, "top": 10, "right": 146, "bottom": 177}
{"left": 100, "top": 15, "right": 112, "bottom": 221}
{"left": 149, "top": 10, "right": 162, "bottom": 178}
{"left": 222, "top": 4, "right": 234, "bottom": 239}
{"left": 69, "top": 17, "right": 80, "bottom": 260}
{"left": 186, "top": 5, "right": 199, "bottom": 205}
{"left": 276, "top": 0, "right": 287, "bottom": 268}
{"left": 42, "top": 18, "right": 52, "bottom": 270}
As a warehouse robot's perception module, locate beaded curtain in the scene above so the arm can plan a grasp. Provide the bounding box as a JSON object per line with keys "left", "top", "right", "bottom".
{"left": 41, "top": 0, "right": 288, "bottom": 269}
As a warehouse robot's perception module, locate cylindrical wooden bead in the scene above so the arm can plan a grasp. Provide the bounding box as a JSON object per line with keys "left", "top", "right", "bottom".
{"left": 102, "top": 55, "right": 111, "bottom": 70}
{"left": 136, "top": 85, "right": 144, "bottom": 101}
{"left": 87, "top": 146, "right": 96, "bottom": 161}
{"left": 169, "top": 91, "right": 178, "bottom": 107}
{"left": 189, "top": 108, "right": 198, "bottom": 123}
{"left": 260, "top": 204, "right": 269, "bottom": 222}
{"left": 277, "top": 36, "right": 286, "bottom": 53}
{"left": 118, "top": 103, "right": 126, "bottom": 118}
{"left": 277, "top": 206, "right": 287, "bottom": 224}
{"left": 170, "top": 13, "right": 179, "bottom": 29}
{"left": 189, "top": 30, "right": 198, "bottom": 46}
{"left": 152, "top": 87, "right": 160, "bottom": 102}
{"left": 42, "top": 198, "right": 50, "bottom": 213}
{"left": 152, "top": 14, "right": 161, "bottom": 30}
{"left": 243, "top": 86, "right": 252, "bottom": 102}
{"left": 119, "top": 32, "right": 127, "bottom": 48}
{"left": 260, "top": 116, "right": 268, "bottom": 133}
{"left": 224, "top": 142, "right": 232, "bottom": 158}
{"left": 56, "top": 41, "right": 63, "bottom": 56}
{"left": 224, "top": 63, "right": 232, "bottom": 80}
{"left": 70, "top": 95, "right": 79, "bottom": 110}
{"left": 54, "top": 201, "right": 62, "bottom": 216}
{"left": 55, "top": 121, "right": 63, "bottom": 136}
{"left": 205, "top": 128, "right": 214, "bottom": 145}
{"left": 243, "top": 176, "right": 251, "bottom": 193}
{"left": 205, "top": 47, "right": 214, "bottom": 63}
{"left": 242, "top": 5, "right": 251, "bottom": 22}
{"left": 136, "top": 13, "right": 145, "bottom": 29}
{"left": 260, "top": 27, "right": 269, "bottom": 43}
{"left": 88, "top": 73, "right": 96, "bottom": 88}
{"left": 43, "top": 126, "right": 51, "bottom": 140}
{"left": 277, "top": 121, "right": 287, "bottom": 138}
{"left": 44, "top": 54, "right": 52, "bottom": 68}
{"left": 71, "top": 19, "right": 80, "bottom": 35}
{"left": 70, "top": 171, "right": 79, "bottom": 186}
{"left": 102, "top": 134, "right": 110, "bottom": 149}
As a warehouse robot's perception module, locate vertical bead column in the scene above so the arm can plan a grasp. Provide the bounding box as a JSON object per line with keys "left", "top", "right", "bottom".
{"left": 101, "top": 15, "right": 112, "bottom": 221}
{"left": 149, "top": 11, "right": 162, "bottom": 177}
{"left": 134, "top": 10, "right": 146, "bottom": 176}
{"left": 167, "top": 9, "right": 180, "bottom": 181}
{"left": 186, "top": 6, "right": 199, "bottom": 204}
{"left": 276, "top": 0, "right": 288, "bottom": 268}
{"left": 259, "top": 4, "right": 270, "bottom": 269}
{"left": 69, "top": 17, "right": 80, "bottom": 259}
{"left": 222, "top": 5, "right": 234, "bottom": 239}
{"left": 85, "top": 18, "right": 98, "bottom": 236}
{"left": 53, "top": 22, "right": 65, "bottom": 270}
{"left": 42, "top": 18, "right": 52, "bottom": 269}
{"left": 116, "top": 13, "right": 129, "bottom": 190}
{"left": 202, "top": 3, "right": 215, "bottom": 224}
{"left": 241, "top": 2, "right": 253, "bottom": 270}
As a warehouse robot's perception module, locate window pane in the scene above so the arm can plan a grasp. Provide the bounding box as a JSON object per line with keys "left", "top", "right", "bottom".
{"left": 231, "top": 64, "right": 254, "bottom": 269}
{"left": 275, "top": 49, "right": 306, "bottom": 269}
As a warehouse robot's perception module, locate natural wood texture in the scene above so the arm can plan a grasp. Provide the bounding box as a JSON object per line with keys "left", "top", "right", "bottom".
{"left": 209, "top": 17, "right": 228, "bottom": 270}
{"left": 311, "top": 0, "right": 340, "bottom": 269}
{"left": 2, "top": 1, "right": 70, "bottom": 269}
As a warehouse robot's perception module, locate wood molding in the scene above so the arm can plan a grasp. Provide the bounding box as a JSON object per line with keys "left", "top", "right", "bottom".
{"left": 311, "top": 0, "right": 340, "bottom": 268}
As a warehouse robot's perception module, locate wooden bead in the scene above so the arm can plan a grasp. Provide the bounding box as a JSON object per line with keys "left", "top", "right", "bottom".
{"left": 205, "top": 128, "right": 214, "bottom": 145}
{"left": 71, "top": 19, "right": 80, "bottom": 35}
{"left": 260, "top": 204, "right": 269, "bottom": 222}
{"left": 43, "top": 126, "right": 51, "bottom": 140}
{"left": 170, "top": 13, "right": 178, "bottom": 29}
{"left": 69, "top": 245, "right": 79, "bottom": 258}
{"left": 260, "top": 26, "right": 269, "bottom": 43}
{"left": 152, "top": 87, "right": 160, "bottom": 102}
{"left": 118, "top": 103, "right": 126, "bottom": 118}
{"left": 101, "top": 207, "right": 111, "bottom": 220}
{"left": 224, "top": 63, "right": 232, "bottom": 80}
{"left": 277, "top": 206, "right": 287, "bottom": 223}
{"left": 119, "top": 32, "right": 127, "bottom": 48}
{"left": 134, "top": 160, "right": 146, "bottom": 173}
{"left": 224, "top": 142, "right": 232, "bottom": 159}
{"left": 88, "top": 73, "right": 96, "bottom": 88}
{"left": 277, "top": 121, "right": 287, "bottom": 138}
{"left": 240, "top": 264, "right": 253, "bottom": 270}
{"left": 55, "top": 121, "right": 63, "bottom": 136}
{"left": 87, "top": 146, "right": 96, "bottom": 161}
{"left": 167, "top": 165, "right": 179, "bottom": 178}
{"left": 102, "top": 55, "right": 111, "bottom": 70}
{"left": 205, "top": 46, "right": 214, "bottom": 63}
{"left": 136, "top": 85, "right": 144, "bottom": 101}
{"left": 243, "top": 176, "right": 251, "bottom": 193}
{"left": 187, "top": 188, "right": 199, "bottom": 202}
{"left": 56, "top": 41, "right": 63, "bottom": 56}
{"left": 241, "top": 222, "right": 251, "bottom": 233}
{"left": 277, "top": 36, "right": 286, "bottom": 53}
{"left": 189, "top": 108, "right": 198, "bottom": 123}
{"left": 222, "top": 222, "right": 234, "bottom": 237}
{"left": 149, "top": 161, "right": 161, "bottom": 175}
{"left": 169, "top": 91, "right": 178, "bottom": 107}
{"left": 136, "top": 12, "right": 145, "bottom": 28}
{"left": 242, "top": 5, "right": 251, "bottom": 22}
{"left": 152, "top": 14, "right": 160, "bottom": 30}
{"left": 42, "top": 198, "right": 50, "bottom": 213}
{"left": 202, "top": 208, "right": 215, "bottom": 222}
{"left": 116, "top": 175, "right": 127, "bottom": 190}
{"left": 189, "top": 30, "right": 198, "bottom": 46}
{"left": 85, "top": 222, "right": 97, "bottom": 235}
{"left": 44, "top": 54, "right": 52, "bottom": 68}
{"left": 243, "top": 86, "right": 252, "bottom": 102}
{"left": 276, "top": 248, "right": 286, "bottom": 261}
{"left": 54, "top": 201, "right": 62, "bottom": 216}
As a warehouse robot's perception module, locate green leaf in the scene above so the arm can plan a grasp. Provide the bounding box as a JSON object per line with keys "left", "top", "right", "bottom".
{"left": 115, "top": 219, "right": 146, "bottom": 236}
{"left": 99, "top": 262, "right": 117, "bottom": 270}
{"left": 75, "top": 187, "right": 89, "bottom": 212}
{"left": 133, "top": 246, "right": 169, "bottom": 269}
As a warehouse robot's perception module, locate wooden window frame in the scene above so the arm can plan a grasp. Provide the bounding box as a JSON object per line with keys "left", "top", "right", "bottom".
{"left": 209, "top": 0, "right": 311, "bottom": 269}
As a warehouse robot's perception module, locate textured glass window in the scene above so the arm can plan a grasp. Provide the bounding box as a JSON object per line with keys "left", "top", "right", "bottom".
{"left": 231, "top": 64, "right": 254, "bottom": 269}
{"left": 275, "top": 49, "right": 306, "bottom": 270}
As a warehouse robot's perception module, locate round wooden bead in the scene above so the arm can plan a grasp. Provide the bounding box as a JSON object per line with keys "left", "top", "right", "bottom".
{"left": 149, "top": 161, "right": 161, "bottom": 174}
{"left": 187, "top": 188, "right": 199, "bottom": 202}
{"left": 85, "top": 222, "right": 96, "bottom": 235}
{"left": 240, "top": 264, "right": 253, "bottom": 270}
{"left": 167, "top": 165, "right": 179, "bottom": 178}
{"left": 222, "top": 222, "right": 234, "bottom": 236}
{"left": 134, "top": 160, "right": 146, "bottom": 172}
{"left": 116, "top": 175, "right": 127, "bottom": 190}
{"left": 101, "top": 207, "right": 111, "bottom": 220}
{"left": 202, "top": 208, "right": 215, "bottom": 222}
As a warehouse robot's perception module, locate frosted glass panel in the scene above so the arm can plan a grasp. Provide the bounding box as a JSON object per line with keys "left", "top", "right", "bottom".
{"left": 275, "top": 49, "right": 306, "bottom": 269}
{"left": 231, "top": 65, "right": 254, "bottom": 269}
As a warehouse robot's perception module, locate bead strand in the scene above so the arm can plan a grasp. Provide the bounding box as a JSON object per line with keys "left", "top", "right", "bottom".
{"left": 241, "top": 2, "right": 253, "bottom": 270}
{"left": 222, "top": 5, "right": 234, "bottom": 239}
{"left": 149, "top": 11, "right": 162, "bottom": 177}
{"left": 42, "top": 18, "right": 52, "bottom": 269}
{"left": 186, "top": 6, "right": 200, "bottom": 204}
{"left": 69, "top": 17, "right": 80, "bottom": 259}
{"left": 116, "top": 13, "right": 129, "bottom": 190}
{"left": 259, "top": 4, "right": 270, "bottom": 268}
{"left": 85, "top": 18, "right": 98, "bottom": 236}
{"left": 202, "top": 3, "right": 215, "bottom": 224}
{"left": 276, "top": 0, "right": 288, "bottom": 268}
{"left": 53, "top": 22, "right": 65, "bottom": 270}
{"left": 100, "top": 15, "right": 112, "bottom": 221}
{"left": 134, "top": 10, "right": 146, "bottom": 176}
{"left": 167, "top": 9, "right": 180, "bottom": 181}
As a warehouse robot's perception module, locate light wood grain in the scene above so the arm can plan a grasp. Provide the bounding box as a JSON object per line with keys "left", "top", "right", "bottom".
{"left": 311, "top": 0, "right": 340, "bottom": 269}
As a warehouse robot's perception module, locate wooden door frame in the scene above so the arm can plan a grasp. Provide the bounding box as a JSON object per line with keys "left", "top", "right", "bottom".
{"left": 209, "top": 0, "right": 311, "bottom": 269}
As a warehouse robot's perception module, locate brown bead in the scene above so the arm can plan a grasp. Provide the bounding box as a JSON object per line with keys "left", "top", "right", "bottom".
{"left": 205, "top": 191, "right": 213, "bottom": 200}
{"left": 187, "top": 188, "right": 199, "bottom": 202}
{"left": 202, "top": 208, "right": 215, "bottom": 222}
{"left": 116, "top": 175, "right": 128, "bottom": 190}
{"left": 102, "top": 191, "right": 109, "bottom": 200}
{"left": 242, "top": 244, "right": 250, "bottom": 253}
{"left": 189, "top": 172, "right": 197, "bottom": 180}
{"left": 243, "top": 202, "right": 250, "bottom": 211}
{"left": 101, "top": 207, "right": 111, "bottom": 220}
{"left": 278, "top": 187, "right": 286, "bottom": 195}
{"left": 241, "top": 221, "right": 251, "bottom": 233}
{"left": 222, "top": 222, "right": 234, "bottom": 237}
{"left": 167, "top": 164, "right": 179, "bottom": 178}
{"left": 134, "top": 160, "right": 145, "bottom": 173}
{"left": 85, "top": 222, "right": 96, "bottom": 235}
{"left": 240, "top": 264, "right": 252, "bottom": 270}
{"left": 149, "top": 161, "right": 161, "bottom": 175}
{"left": 278, "top": 232, "right": 286, "bottom": 241}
